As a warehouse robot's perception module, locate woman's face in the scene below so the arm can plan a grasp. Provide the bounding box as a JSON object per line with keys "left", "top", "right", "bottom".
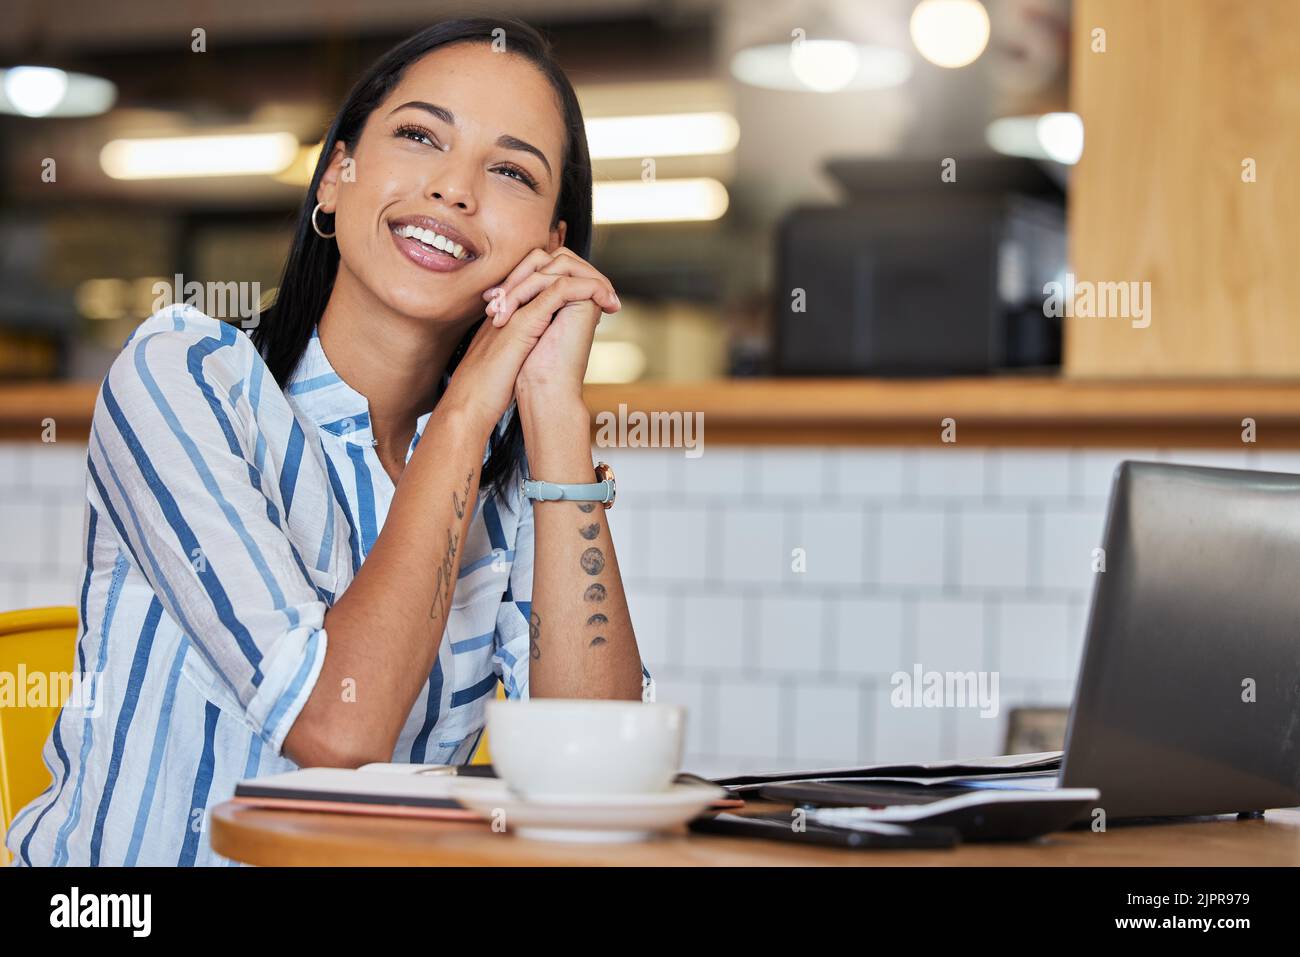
{"left": 317, "top": 42, "right": 569, "bottom": 325}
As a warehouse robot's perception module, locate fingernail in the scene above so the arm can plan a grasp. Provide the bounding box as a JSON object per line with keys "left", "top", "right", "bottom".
{"left": 483, "top": 287, "right": 500, "bottom": 300}
{"left": 612, "top": 294, "right": 622, "bottom": 309}
{"left": 486, "top": 299, "right": 497, "bottom": 314}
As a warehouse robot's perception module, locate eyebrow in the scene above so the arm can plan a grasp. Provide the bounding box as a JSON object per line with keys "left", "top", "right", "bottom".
{"left": 387, "top": 100, "right": 553, "bottom": 180}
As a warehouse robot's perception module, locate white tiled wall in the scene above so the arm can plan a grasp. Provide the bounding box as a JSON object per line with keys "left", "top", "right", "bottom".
{"left": 5, "top": 440, "right": 1299, "bottom": 778}
{"left": 604, "top": 445, "right": 1300, "bottom": 777}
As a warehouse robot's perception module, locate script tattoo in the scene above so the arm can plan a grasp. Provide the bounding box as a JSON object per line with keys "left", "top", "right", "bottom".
{"left": 428, "top": 525, "right": 459, "bottom": 626}
{"left": 452, "top": 469, "right": 472, "bottom": 520}
{"left": 583, "top": 583, "right": 607, "bottom": 602}
{"left": 529, "top": 611, "right": 541, "bottom": 660}
{"left": 428, "top": 472, "right": 472, "bottom": 626}
{"left": 580, "top": 547, "right": 605, "bottom": 576}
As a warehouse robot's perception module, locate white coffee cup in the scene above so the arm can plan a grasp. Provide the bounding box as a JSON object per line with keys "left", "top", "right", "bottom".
{"left": 486, "top": 698, "right": 685, "bottom": 798}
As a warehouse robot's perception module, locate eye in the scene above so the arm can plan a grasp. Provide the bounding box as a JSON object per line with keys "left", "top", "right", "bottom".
{"left": 494, "top": 163, "right": 539, "bottom": 190}
{"left": 394, "top": 123, "right": 439, "bottom": 147}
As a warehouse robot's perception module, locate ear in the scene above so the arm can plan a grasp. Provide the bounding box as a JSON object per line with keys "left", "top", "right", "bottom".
{"left": 315, "top": 141, "right": 351, "bottom": 211}
{"left": 545, "top": 220, "right": 568, "bottom": 253}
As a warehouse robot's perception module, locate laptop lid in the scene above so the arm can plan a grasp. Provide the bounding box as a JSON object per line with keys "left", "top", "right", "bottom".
{"left": 1060, "top": 461, "right": 1300, "bottom": 818}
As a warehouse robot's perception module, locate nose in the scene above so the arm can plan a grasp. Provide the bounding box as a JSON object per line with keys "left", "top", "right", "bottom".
{"left": 426, "top": 159, "right": 478, "bottom": 215}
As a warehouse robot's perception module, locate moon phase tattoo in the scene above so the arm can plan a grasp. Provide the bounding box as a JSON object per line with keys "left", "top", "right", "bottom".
{"left": 579, "top": 547, "right": 605, "bottom": 576}
{"left": 575, "top": 503, "right": 609, "bottom": 652}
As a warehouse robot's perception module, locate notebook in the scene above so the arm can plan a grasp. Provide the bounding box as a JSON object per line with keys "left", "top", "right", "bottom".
{"left": 232, "top": 764, "right": 744, "bottom": 820}
{"left": 232, "top": 764, "right": 491, "bottom": 820}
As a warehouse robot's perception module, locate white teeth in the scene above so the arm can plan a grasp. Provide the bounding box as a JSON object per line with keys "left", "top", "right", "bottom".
{"left": 395, "top": 223, "right": 470, "bottom": 259}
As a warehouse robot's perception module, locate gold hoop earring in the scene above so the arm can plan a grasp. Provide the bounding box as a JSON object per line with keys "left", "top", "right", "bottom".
{"left": 311, "top": 202, "right": 336, "bottom": 239}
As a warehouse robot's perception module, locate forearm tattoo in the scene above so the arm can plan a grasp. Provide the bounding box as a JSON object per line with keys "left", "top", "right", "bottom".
{"left": 578, "top": 504, "right": 608, "bottom": 648}
{"left": 529, "top": 610, "right": 541, "bottom": 660}
{"left": 452, "top": 469, "right": 471, "bottom": 520}
{"left": 428, "top": 525, "right": 458, "bottom": 627}
{"left": 428, "top": 470, "right": 473, "bottom": 627}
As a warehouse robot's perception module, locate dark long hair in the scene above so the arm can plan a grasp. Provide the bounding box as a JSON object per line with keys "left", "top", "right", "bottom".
{"left": 253, "top": 17, "right": 593, "bottom": 502}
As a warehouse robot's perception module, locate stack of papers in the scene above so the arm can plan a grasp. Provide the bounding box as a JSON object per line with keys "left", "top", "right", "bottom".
{"left": 711, "top": 751, "right": 1064, "bottom": 793}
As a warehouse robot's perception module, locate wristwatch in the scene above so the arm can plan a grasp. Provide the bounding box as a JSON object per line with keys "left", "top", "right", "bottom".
{"left": 521, "top": 461, "right": 616, "bottom": 509}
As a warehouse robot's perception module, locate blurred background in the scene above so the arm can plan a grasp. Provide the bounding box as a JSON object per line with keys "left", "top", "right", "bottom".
{"left": 0, "top": 0, "right": 1075, "bottom": 382}
{"left": 3, "top": 0, "right": 1298, "bottom": 776}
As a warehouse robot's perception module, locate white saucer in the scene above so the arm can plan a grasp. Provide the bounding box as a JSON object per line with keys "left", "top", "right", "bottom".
{"left": 449, "top": 777, "right": 727, "bottom": 843}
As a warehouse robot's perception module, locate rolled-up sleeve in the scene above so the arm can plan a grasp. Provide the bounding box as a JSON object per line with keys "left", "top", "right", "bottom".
{"left": 86, "top": 313, "right": 328, "bottom": 756}
{"left": 492, "top": 480, "right": 655, "bottom": 703}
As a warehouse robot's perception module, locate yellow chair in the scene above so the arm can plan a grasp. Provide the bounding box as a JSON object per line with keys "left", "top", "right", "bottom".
{"left": 469, "top": 681, "right": 507, "bottom": 766}
{"left": 0, "top": 606, "right": 499, "bottom": 863}
{"left": 0, "top": 606, "right": 79, "bottom": 866}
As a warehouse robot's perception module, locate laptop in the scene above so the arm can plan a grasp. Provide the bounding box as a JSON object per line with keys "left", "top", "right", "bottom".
{"left": 755, "top": 461, "right": 1300, "bottom": 821}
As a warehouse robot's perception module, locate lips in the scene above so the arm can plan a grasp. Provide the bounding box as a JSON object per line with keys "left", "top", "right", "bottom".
{"left": 387, "top": 214, "right": 481, "bottom": 274}
{"left": 388, "top": 215, "right": 479, "bottom": 258}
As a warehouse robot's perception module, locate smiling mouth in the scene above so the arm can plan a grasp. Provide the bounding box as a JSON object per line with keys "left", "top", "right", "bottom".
{"left": 389, "top": 222, "right": 477, "bottom": 262}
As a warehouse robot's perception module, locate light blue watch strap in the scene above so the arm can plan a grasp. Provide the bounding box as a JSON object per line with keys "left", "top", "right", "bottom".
{"left": 521, "top": 477, "right": 615, "bottom": 503}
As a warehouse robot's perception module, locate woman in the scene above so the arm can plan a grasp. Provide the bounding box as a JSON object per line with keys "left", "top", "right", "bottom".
{"left": 8, "top": 17, "right": 650, "bottom": 867}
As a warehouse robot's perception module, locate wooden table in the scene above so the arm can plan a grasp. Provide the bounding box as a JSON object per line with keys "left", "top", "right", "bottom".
{"left": 210, "top": 801, "right": 1300, "bottom": 866}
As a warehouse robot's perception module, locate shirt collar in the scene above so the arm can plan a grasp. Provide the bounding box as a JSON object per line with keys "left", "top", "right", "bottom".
{"left": 285, "top": 324, "right": 481, "bottom": 465}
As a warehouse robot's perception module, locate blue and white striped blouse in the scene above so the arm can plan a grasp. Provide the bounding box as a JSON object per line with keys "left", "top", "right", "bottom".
{"left": 7, "top": 303, "right": 650, "bottom": 866}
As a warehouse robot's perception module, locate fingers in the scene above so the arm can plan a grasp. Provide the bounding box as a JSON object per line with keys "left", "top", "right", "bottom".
{"left": 483, "top": 248, "right": 555, "bottom": 324}
{"left": 483, "top": 247, "right": 619, "bottom": 327}
{"left": 508, "top": 276, "right": 612, "bottom": 338}
{"left": 485, "top": 248, "right": 554, "bottom": 309}
{"left": 488, "top": 268, "right": 619, "bottom": 325}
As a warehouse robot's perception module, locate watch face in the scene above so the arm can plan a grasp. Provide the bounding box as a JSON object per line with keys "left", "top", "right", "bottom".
{"left": 595, "top": 461, "right": 616, "bottom": 508}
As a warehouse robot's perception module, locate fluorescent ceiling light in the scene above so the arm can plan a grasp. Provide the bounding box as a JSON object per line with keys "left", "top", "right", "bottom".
{"left": 1035, "top": 112, "right": 1085, "bottom": 165}
{"left": 100, "top": 132, "right": 300, "bottom": 179}
{"left": 731, "top": 40, "right": 911, "bottom": 93}
{"left": 910, "top": 0, "right": 991, "bottom": 69}
{"left": 986, "top": 112, "right": 1084, "bottom": 165}
{"left": 0, "top": 66, "right": 116, "bottom": 117}
{"left": 584, "top": 341, "right": 648, "bottom": 384}
{"left": 274, "top": 141, "right": 325, "bottom": 187}
{"left": 593, "top": 178, "right": 729, "bottom": 224}
{"left": 586, "top": 112, "right": 738, "bottom": 159}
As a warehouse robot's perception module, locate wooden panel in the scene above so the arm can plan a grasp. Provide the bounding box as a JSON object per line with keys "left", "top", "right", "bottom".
{"left": 583, "top": 378, "right": 1300, "bottom": 447}
{"left": 9, "top": 378, "right": 1300, "bottom": 447}
{"left": 1066, "top": 0, "right": 1300, "bottom": 377}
